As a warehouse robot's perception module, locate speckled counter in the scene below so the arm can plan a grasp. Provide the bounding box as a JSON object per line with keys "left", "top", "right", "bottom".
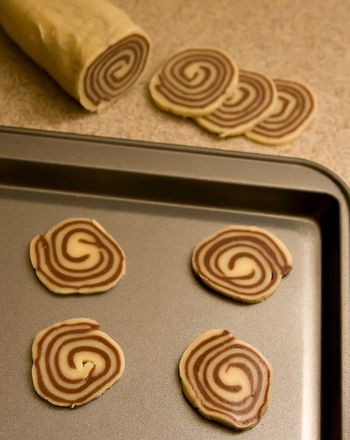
{"left": 0, "top": 0, "right": 349, "bottom": 184}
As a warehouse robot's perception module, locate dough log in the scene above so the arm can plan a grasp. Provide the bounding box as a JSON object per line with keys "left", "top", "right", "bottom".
{"left": 0, "top": 0, "right": 151, "bottom": 111}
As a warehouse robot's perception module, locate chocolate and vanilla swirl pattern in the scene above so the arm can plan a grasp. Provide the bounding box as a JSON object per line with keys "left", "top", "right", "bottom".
{"left": 83, "top": 34, "right": 150, "bottom": 110}
{"left": 32, "top": 318, "right": 125, "bottom": 407}
{"left": 30, "top": 218, "right": 126, "bottom": 294}
{"left": 179, "top": 329, "right": 272, "bottom": 430}
{"left": 245, "top": 79, "right": 317, "bottom": 145}
{"left": 149, "top": 47, "right": 239, "bottom": 116}
{"left": 192, "top": 226, "right": 292, "bottom": 303}
{"left": 195, "top": 69, "right": 277, "bottom": 136}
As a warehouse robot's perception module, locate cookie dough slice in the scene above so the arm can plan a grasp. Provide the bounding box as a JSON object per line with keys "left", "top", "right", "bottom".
{"left": 179, "top": 329, "right": 272, "bottom": 430}
{"left": 192, "top": 225, "right": 292, "bottom": 303}
{"left": 149, "top": 47, "right": 239, "bottom": 117}
{"left": 0, "top": 0, "right": 151, "bottom": 111}
{"left": 32, "top": 318, "right": 125, "bottom": 407}
{"left": 30, "top": 217, "right": 126, "bottom": 294}
{"left": 245, "top": 79, "right": 317, "bottom": 145}
{"left": 195, "top": 69, "right": 278, "bottom": 137}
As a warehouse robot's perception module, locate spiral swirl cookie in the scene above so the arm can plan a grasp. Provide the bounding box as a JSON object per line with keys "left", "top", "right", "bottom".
{"left": 149, "top": 48, "right": 239, "bottom": 116}
{"left": 179, "top": 329, "right": 272, "bottom": 430}
{"left": 195, "top": 69, "right": 278, "bottom": 137}
{"left": 32, "top": 318, "right": 125, "bottom": 407}
{"left": 30, "top": 218, "right": 126, "bottom": 294}
{"left": 245, "top": 79, "right": 317, "bottom": 145}
{"left": 192, "top": 225, "right": 292, "bottom": 303}
{"left": 83, "top": 34, "right": 150, "bottom": 110}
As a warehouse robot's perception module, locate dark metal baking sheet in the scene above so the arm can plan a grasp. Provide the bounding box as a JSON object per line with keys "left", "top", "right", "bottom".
{"left": 0, "top": 127, "right": 348, "bottom": 440}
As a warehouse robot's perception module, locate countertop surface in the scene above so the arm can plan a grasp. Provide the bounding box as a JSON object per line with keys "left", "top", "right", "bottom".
{"left": 0, "top": 0, "right": 349, "bottom": 186}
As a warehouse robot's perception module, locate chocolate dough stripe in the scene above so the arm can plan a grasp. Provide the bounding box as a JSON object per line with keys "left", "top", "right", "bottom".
{"left": 180, "top": 329, "right": 272, "bottom": 429}
{"left": 194, "top": 69, "right": 278, "bottom": 137}
{"left": 149, "top": 47, "right": 238, "bottom": 116}
{"left": 157, "top": 56, "right": 233, "bottom": 107}
{"left": 201, "top": 357, "right": 267, "bottom": 425}
{"left": 192, "top": 343, "right": 264, "bottom": 417}
{"left": 251, "top": 89, "right": 304, "bottom": 135}
{"left": 34, "top": 237, "right": 118, "bottom": 284}
{"left": 203, "top": 246, "right": 277, "bottom": 295}
{"left": 203, "top": 243, "right": 278, "bottom": 296}
{"left": 211, "top": 246, "right": 273, "bottom": 288}
{"left": 202, "top": 72, "right": 273, "bottom": 126}
{"left": 50, "top": 226, "right": 117, "bottom": 277}
{"left": 201, "top": 349, "right": 262, "bottom": 411}
{"left": 201, "top": 82, "right": 263, "bottom": 126}
{"left": 92, "top": 41, "right": 144, "bottom": 97}
{"left": 168, "top": 54, "right": 231, "bottom": 94}
{"left": 192, "top": 226, "right": 292, "bottom": 303}
{"left": 37, "top": 220, "right": 122, "bottom": 272}
{"left": 31, "top": 218, "right": 125, "bottom": 293}
{"left": 53, "top": 339, "right": 112, "bottom": 386}
{"left": 266, "top": 82, "right": 315, "bottom": 125}
{"left": 168, "top": 54, "right": 226, "bottom": 89}
{"left": 195, "top": 229, "right": 290, "bottom": 272}
{"left": 251, "top": 80, "right": 315, "bottom": 137}
{"left": 38, "top": 330, "right": 118, "bottom": 389}
{"left": 33, "top": 320, "right": 123, "bottom": 406}
{"left": 184, "top": 330, "right": 232, "bottom": 388}
{"left": 84, "top": 34, "right": 150, "bottom": 106}
{"left": 194, "top": 234, "right": 288, "bottom": 295}
{"left": 212, "top": 359, "right": 253, "bottom": 397}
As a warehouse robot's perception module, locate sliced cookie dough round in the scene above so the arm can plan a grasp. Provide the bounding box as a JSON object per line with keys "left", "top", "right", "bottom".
{"left": 195, "top": 69, "right": 278, "bottom": 137}
{"left": 192, "top": 225, "right": 292, "bottom": 303}
{"left": 149, "top": 47, "right": 239, "bottom": 117}
{"left": 30, "top": 217, "right": 126, "bottom": 294}
{"left": 245, "top": 78, "right": 317, "bottom": 145}
{"left": 32, "top": 318, "right": 125, "bottom": 408}
{"left": 179, "top": 329, "right": 272, "bottom": 430}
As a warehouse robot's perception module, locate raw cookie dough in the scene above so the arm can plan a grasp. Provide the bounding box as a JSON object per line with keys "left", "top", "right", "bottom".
{"left": 0, "top": 0, "right": 151, "bottom": 111}
{"left": 32, "top": 318, "right": 125, "bottom": 408}
{"left": 245, "top": 79, "right": 317, "bottom": 145}
{"left": 149, "top": 47, "right": 239, "bottom": 117}
{"left": 30, "top": 217, "right": 126, "bottom": 294}
{"left": 179, "top": 329, "right": 272, "bottom": 430}
{"left": 195, "top": 69, "right": 278, "bottom": 137}
{"left": 192, "top": 225, "right": 292, "bottom": 303}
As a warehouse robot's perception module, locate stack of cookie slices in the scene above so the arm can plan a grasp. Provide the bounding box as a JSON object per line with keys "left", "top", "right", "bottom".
{"left": 149, "top": 47, "right": 317, "bottom": 145}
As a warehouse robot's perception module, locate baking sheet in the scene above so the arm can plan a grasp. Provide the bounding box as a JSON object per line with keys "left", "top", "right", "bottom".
{"left": 0, "top": 127, "right": 348, "bottom": 439}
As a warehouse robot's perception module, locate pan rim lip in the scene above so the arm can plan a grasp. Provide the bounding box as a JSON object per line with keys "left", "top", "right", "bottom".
{"left": 0, "top": 124, "right": 349, "bottom": 203}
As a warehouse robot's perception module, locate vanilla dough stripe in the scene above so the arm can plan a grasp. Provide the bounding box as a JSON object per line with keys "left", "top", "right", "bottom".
{"left": 179, "top": 329, "right": 272, "bottom": 430}
{"left": 195, "top": 69, "right": 278, "bottom": 137}
{"left": 0, "top": 0, "right": 151, "bottom": 111}
{"left": 149, "top": 48, "right": 239, "bottom": 117}
{"left": 32, "top": 318, "right": 125, "bottom": 408}
{"left": 245, "top": 79, "right": 317, "bottom": 145}
{"left": 30, "top": 217, "right": 126, "bottom": 294}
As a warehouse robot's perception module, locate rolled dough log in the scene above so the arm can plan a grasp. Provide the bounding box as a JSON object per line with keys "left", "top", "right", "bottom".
{"left": 0, "top": 0, "right": 151, "bottom": 111}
